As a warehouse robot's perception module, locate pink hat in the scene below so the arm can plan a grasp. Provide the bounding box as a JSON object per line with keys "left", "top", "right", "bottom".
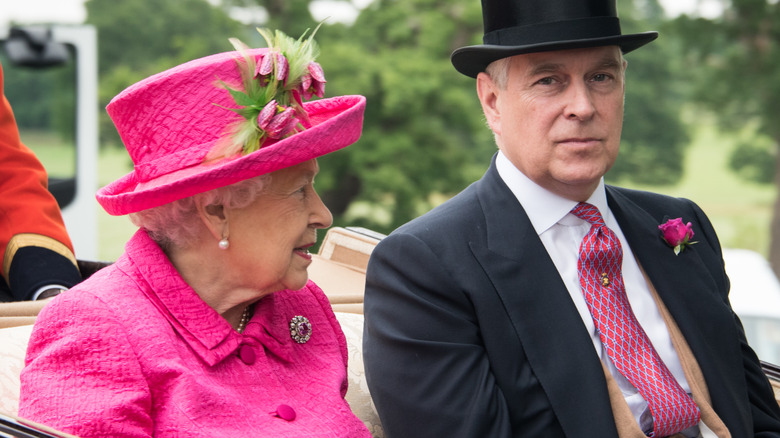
{"left": 97, "top": 31, "right": 366, "bottom": 216}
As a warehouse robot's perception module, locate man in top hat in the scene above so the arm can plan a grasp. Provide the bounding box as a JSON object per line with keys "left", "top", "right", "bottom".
{"left": 362, "top": 0, "right": 780, "bottom": 436}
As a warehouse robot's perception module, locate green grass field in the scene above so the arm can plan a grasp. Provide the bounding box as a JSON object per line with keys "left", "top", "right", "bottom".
{"left": 617, "top": 117, "right": 775, "bottom": 256}
{"left": 63, "top": 117, "right": 774, "bottom": 261}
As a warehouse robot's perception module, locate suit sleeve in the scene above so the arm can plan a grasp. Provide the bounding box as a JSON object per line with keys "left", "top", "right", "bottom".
{"left": 0, "top": 62, "right": 81, "bottom": 300}
{"left": 691, "top": 202, "right": 780, "bottom": 436}
{"left": 363, "top": 232, "right": 513, "bottom": 438}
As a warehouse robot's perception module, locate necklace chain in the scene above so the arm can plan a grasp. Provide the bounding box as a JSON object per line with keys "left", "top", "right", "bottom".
{"left": 236, "top": 306, "right": 251, "bottom": 333}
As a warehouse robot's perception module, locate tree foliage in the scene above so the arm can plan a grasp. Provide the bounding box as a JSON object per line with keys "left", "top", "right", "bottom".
{"left": 85, "top": 0, "right": 693, "bottom": 236}
{"left": 667, "top": 0, "right": 780, "bottom": 273}
{"left": 607, "top": 0, "right": 690, "bottom": 185}
{"left": 311, "top": 0, "right": 494, "bottom": 233}
{"left": 85, "top": 0, "right": 246, "bottom": 147}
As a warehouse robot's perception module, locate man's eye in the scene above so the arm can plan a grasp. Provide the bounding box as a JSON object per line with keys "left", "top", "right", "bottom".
{"left": 536, "top": 77, "right": 555, "bottom": 85}
{"left": 592, "top": 73, "right": 610, "bottom": 82}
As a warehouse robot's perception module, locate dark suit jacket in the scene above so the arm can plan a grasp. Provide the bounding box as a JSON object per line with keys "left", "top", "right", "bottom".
{"left": 363, "top": 156, "right": 780, "bottom": 437}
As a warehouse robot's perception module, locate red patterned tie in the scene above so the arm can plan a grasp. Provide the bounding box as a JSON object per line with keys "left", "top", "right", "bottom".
{"left": 571, "top": 202, "right": 699, "bottom": 437}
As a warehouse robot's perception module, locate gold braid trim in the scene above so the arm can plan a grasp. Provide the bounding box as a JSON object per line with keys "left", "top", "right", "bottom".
{"left": 3, "top": 233, "right": 78, "bottom": 279}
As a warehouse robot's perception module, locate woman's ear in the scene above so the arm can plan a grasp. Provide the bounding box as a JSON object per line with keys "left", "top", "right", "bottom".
{"left": 196, "top": 199, "right": 228, "bottom": 242}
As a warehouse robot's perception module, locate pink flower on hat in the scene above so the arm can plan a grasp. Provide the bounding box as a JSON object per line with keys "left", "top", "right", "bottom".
{"left": 276, "top": 52, "right": 289, "bottom": 85}
{"left": 254, "top": 52, "right": 274, "bottom": 85}
{"left": 257, "top": 100, "right": 278, "bottom": 130}
{"left": 213, "top": 26, "right": 327, "bottom": 155}
{"left": 265, "top": 106, "right": 296, "bottom": 139}
{"left": 301, "top": 62, "right": 326, "bottom": 99}
{"left": 256, "top": 50, "right": 290, "bottom": 86}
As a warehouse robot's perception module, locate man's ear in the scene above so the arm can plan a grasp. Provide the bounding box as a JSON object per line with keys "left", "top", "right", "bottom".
{"left": 476, "top": 72, "right": 502, "bottom": 136}
{"left": 196, "top": 199, "right": 228, "bottom": 242}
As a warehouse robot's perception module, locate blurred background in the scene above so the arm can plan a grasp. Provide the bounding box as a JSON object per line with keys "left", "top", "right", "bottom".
{"left": 2, "top": 0, "right": 780, "bottom": 359}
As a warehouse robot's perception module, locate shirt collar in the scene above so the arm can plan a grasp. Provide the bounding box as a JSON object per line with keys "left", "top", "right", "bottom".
{"left": 495, "top": 150, "right": 609, "bottom": 235}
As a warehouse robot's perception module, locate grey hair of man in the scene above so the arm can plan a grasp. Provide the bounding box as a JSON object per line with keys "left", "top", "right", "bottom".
{"left": 484, "top": 57, "right": 511, "bottom": 90}
{"left": 130, "top": 174, "right": 271, "bottom": 251}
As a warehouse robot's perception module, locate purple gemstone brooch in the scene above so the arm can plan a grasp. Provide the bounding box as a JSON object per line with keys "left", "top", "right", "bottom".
{"left": 289, "top": 315, "right": 312, "bottom": 344}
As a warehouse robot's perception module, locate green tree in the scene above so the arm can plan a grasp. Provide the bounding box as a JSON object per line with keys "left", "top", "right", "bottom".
{"left": 222, "top": 0, "right": 315, "bottom": 37}
{"left": 312, "top": 0, "right": 494, "bottom": 233}
{"left": 669, "top": 0, "right": 780, "bottom": 273}
{"left": 85, "top": 0, "right": 246, "bottom": 147}
{"left": 315, "top": 0, "right": 689, "bottom": 232}
{"left": 87, "top": 0, "right": 691, "bottom": 237}
{"left": 609, "top": 0, "right": 690, "bottom": 185}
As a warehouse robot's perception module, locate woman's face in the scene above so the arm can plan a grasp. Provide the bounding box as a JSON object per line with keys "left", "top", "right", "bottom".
{"left": 226, "top": 159, "right": 332, "bottom": 294}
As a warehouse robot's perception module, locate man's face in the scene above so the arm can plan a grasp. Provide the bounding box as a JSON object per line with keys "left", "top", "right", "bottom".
{"left": 477, "top": 45, "right": 626, "bottom": 201}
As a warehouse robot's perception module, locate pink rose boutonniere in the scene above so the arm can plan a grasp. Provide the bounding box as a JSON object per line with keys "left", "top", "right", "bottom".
{"left": 658, "top": 218, "right": 697, "bottom": 255}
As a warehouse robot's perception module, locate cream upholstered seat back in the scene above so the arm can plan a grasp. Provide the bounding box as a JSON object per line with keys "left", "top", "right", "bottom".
{"left": 0, "top": 324, "right": 32, "bottom": 417}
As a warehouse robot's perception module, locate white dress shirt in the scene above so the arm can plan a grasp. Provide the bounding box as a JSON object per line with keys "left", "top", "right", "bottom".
{"left": 495, "top": 151, "right": 714, "bottom": 437}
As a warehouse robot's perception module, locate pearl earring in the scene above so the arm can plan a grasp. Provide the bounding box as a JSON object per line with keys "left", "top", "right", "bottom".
{"left": 218, "top": 238, "right": 229, "bottom": 250}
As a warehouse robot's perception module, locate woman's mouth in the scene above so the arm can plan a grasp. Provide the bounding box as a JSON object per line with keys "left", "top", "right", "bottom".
{"left": 294, "top": 245, "right": 313, "bottom": 261}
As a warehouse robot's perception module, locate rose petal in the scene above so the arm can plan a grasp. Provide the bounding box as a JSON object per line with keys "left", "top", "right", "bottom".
{"left": 659, "top": 218, "right": 690, "bottom": 247}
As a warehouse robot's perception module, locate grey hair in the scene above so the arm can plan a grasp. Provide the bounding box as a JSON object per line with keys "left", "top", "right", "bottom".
{"left": 130, "top": 174, "right": 271, "bottom": 250}
{"left": 484, "top": 57, "right": 511, "bottom": 90}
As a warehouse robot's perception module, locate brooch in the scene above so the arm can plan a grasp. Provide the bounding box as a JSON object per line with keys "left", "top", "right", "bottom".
{"left": 289, "top": 315, "right": 312, "bottom": 344}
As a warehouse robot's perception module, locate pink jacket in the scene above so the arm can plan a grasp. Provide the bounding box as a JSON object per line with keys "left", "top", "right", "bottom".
{"left": 19, "top": 230, "right": 371, "bottom": 438}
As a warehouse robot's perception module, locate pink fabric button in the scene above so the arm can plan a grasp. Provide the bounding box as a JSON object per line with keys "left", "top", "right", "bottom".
{"left": 271, "top": 404, "right": 296, "bottom": 421}
{"left": 238, "top": 344, "right": 256, "bottom": 365}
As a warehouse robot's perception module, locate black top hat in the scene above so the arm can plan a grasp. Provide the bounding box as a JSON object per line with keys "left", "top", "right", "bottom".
{"left": 451, "top": 0, "right": 658, "bottom": 78}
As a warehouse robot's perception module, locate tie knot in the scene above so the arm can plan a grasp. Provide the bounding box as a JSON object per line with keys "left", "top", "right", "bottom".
{"left": 571, "top": 202, "right": 605, "bottom": 227}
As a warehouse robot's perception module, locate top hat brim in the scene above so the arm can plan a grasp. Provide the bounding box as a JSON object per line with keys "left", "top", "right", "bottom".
{"left": 451, "top": 31, "right": 658, "bottom": 78}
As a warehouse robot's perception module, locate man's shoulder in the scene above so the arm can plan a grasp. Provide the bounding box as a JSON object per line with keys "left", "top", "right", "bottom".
{"left": 393, "top": 182, "right": 482, "bottom": 238}
{"left": 608, "top": 185, "right": 696, "bottom": 214}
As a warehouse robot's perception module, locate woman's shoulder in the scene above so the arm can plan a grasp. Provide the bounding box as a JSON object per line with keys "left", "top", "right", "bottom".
{"left": 34, "top": 259, "right": 156, "bottom": 337}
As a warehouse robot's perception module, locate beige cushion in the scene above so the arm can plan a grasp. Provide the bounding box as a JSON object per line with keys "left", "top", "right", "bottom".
{"left": 0, "top": 324, "right": 32, "bottom": 416}
{"left": 335, "top": 312, "right": 385, "bottom": 437}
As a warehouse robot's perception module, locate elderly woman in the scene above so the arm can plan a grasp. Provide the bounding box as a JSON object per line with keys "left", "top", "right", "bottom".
{"left": 18, "top": 28, "right": 370, "bottom": 438}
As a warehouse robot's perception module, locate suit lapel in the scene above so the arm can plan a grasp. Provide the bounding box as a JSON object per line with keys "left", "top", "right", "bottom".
{"left": 469, "top": 162, "right": 619, "bottom": 437}
{"left": 606, "top": 186, "right": 731, "bottom": 348}
{"left": 606, "top": 187, "right": 751, "bottom": 433}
